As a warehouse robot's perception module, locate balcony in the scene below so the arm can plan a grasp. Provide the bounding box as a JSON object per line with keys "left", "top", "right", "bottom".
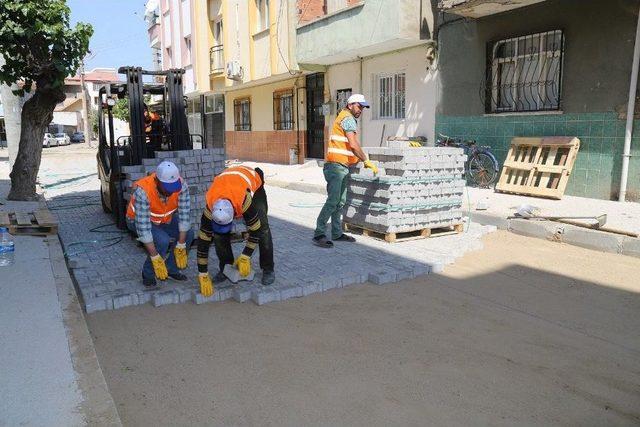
{"left": 439, "top": 0, "right": 547, "bottom": 18}
{"left": 209, "top": 44, "right": 224, "bottom": 74}
{"left": 296, "top": 0, "right": 430, "bottom": 67}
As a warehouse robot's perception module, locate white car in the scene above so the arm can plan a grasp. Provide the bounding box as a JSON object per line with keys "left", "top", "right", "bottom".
{"left": 54, "top": 133, "right": 71, "bottom": 146}
{"left": 42, "top": 133, "right": 57, "bottom": 148}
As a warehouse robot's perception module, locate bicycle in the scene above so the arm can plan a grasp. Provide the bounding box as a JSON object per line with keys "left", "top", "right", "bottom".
{"left": 436, "top": 133, "right": 500, "bottom": 188}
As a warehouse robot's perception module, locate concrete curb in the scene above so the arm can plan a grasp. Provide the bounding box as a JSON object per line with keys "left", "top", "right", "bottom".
{"left": 48, "top": 235, "right": 122, "bottom": 426}
{"left": 473, "top": 213, "right": 640, "bottom": 259}
{"left": 264, "top": 181, "right": 640, "bottom": 259}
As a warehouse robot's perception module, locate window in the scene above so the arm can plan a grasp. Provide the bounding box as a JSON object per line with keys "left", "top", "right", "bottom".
{"left": 273, "top": 89, "right": 294, "bottom": 130}
{"left": 374, "top": 72, "right": 405, "bottom": 119}
{"left": 234, "top": 97, "right": 251, "bottom": 131}
{"left": 487, "top": 30, "right": 564, "bottom": 113}
{"left": 336, "top": 88, "right": 352, "bottom": 111}
{"left": 255, "top": 0, "right": 270, "bottom": 32}
{"left": 205, "top": 94, "right": 224, "bottom": 114}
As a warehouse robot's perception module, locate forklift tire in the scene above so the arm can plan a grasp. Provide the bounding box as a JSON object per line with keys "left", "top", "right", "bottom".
{"left": 101, "top": 189, "right": 112, "bottom": 213}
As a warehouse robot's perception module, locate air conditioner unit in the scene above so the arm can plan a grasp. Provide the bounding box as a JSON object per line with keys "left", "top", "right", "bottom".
{"left": 226, "top": 61, "right": 244, "bottom": 81}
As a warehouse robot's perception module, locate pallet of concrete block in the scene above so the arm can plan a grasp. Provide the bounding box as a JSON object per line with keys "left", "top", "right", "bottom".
{"left": 342, "top": 145, "right": 466, "bottom": 243}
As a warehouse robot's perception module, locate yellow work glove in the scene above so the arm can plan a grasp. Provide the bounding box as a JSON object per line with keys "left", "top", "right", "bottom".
{"left": 174, "top": 242, "right": 188, "bottom": 270}
{"left": 409, "top": 141, "right": 423, "bottom": 147}
{"left": 234, "top": 254, "right": 252, "bottom": 278}
{"left": 363, "top": 160, "right": 379, "bottom": 175}
{"left": 198, "top": 272, "right": 214, "bottom": 297}
{"left": 150, "top": 254, "right": 168, "bottom": 280}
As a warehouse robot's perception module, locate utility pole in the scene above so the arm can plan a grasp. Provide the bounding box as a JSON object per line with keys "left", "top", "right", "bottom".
{"left": 79, "top": 60, "right": 91, "bottom": 146}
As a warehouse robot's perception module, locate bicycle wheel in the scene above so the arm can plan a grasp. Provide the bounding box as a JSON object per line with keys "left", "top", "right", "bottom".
{"left": 468, "top": 152, "right": 499, "bottom": 187}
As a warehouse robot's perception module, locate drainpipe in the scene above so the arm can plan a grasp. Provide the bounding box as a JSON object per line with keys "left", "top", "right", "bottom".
{"left": 619, "top": 4, "right": 640, "bottom": 202}
{"left": 359, "top": 56, "right": 364, "bottom": 142}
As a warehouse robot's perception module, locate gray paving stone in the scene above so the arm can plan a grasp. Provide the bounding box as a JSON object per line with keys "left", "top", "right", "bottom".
{"left": 152, "top": 291, "right": 180, "bottom": 307}
{"left": 368, "top": 270, "right": 398, "bottom": 285}
{"left": 233, "top": 284, "right": 258, "bottom": 303}
{"left": 251, "top": 287, "right": 280, "bottom": 305}
{"left": 50, "top": 168, "right": 493, "bottom": 312}
{"left": 223, "top": 264, "right": 256, "bottom": 283}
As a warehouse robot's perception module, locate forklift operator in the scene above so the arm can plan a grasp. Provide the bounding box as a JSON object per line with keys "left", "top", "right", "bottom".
{"left": 144, "top": 103, "right": 164, "bottom": 153}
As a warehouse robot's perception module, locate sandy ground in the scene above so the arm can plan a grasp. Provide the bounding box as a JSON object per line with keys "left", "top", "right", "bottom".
{"left": 86, "top": 231, "right": 640, "bottom": 426}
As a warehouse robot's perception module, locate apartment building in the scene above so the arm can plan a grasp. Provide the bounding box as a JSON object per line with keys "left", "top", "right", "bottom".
{"left": 296, "top": 0, "right": 437, "bottom": 159}
{"left": 435, "top": 0, "right": 640, "bottom": 200}
{"left": 52, "top": 68, "right": 120, "bottom": 135}
{"left": 197, "top": 0, "right": 305, "bottom": 163}
{"left": 147, "top": 0, "right": 437, "bottom": 163}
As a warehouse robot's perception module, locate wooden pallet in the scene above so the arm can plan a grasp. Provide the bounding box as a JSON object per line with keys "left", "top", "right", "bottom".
{"left": 496, "top": 137, "right": 580, "bottom": 200}
{"left": 344, "top": 222, "right": 464, "bottom": 243}
{"left": 0, "top": 209, "right": 59, "bottom": 236}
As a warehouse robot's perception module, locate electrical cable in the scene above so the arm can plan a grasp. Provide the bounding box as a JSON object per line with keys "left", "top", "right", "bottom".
{"left": 288, "top": 202, "right": 325, "bottom": 208}
{"left": 276, "top": 0, "right": 298, "bottom": 76}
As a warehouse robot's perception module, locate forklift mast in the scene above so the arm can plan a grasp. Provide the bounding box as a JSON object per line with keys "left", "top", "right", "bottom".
{"left": 118, "top": 66, "right": 192, "bottom": 164}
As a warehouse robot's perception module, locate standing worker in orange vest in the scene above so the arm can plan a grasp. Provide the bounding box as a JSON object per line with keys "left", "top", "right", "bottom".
{"left": 126, "top": 161, "right": 194, "bottom": 287}
{"left": 313, "top": 94, "right": 378, "bottom": 248}
{"left": 196, "top": 165, "right": 274, "bottom": 297}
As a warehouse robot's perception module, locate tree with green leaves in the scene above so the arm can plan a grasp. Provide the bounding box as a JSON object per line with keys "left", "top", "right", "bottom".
{"left": 0, "top": 0, "right": 92, "bottom": 200}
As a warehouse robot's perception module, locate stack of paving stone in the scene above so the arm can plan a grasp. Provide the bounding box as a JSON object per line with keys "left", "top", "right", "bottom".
{"left": 121, "top": 148, "right": 225, "bottom": 230}
{"left": 344, "top": 141, "right": 466, "bottom": 235}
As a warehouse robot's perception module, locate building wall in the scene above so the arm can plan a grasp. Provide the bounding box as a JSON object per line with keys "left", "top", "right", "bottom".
{"left": 436, "top": 0, "right": 640, "bottom": 200}
{"left": 225, "top": 76, "right": 306, "bottom": 164}
{"left": 323, "top": 45, "right": 437, "bottom": 148}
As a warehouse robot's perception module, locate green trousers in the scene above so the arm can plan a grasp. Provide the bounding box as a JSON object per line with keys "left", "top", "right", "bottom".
{"left": 314, "top": 162, "right": 350, "bottom": 239}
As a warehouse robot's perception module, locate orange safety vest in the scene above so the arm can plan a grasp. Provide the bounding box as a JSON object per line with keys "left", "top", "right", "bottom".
{"left": 205, "top": 166, "right": 263, "bottom": 218}
{"left": 126, "top": 173, "right": 180, "bottom": 225}
{"left": 326, "top": 109, "right": 360, "bottom": 166}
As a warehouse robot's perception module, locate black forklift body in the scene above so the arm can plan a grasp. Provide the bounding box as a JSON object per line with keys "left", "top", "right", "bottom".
{"left": 96, "top": 66, "right": 202, "bottom": 228}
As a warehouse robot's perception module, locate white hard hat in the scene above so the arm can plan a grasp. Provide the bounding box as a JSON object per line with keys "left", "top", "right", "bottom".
{"left": 156, "top": 161, "right": 182, "bottom": 193}
{"left": 347, "top": 93, "right": 370, "bottom": 108}
{"left": 211, "top": 199, "right": 234, "bottom": 233}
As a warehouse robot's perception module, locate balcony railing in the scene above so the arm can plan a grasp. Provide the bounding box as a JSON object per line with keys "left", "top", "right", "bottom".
{"left": 210, "top": 44, "right": 224, "bottom": 74}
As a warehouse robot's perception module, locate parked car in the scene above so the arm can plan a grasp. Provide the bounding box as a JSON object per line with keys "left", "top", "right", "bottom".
{"left": 70, "top": 131, "right": 85, "bottom": 143}
{"left": 42, "top": 133, "right": 57, "bottom": 148}
{"left": 54, "top": 132, "right": 71, "bottom": 146}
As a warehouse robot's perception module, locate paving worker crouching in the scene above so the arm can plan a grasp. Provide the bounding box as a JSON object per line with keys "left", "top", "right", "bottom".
{"left": 126, "top": 161, "right": 194, "bottom": 287}
{"left": 313, "top": 94, "right": 378, "bottom": 248}
{"left": 196, "top": 165, "right": 275, "bottom": 297}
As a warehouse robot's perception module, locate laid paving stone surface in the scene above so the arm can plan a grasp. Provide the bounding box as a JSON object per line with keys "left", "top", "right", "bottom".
{"left": 48, "top": 186, "right": 494, "bottom": 313}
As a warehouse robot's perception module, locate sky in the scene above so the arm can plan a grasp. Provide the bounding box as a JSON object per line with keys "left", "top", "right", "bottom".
{"left": 67, "top": 0, "right": 153, "bottom": 73}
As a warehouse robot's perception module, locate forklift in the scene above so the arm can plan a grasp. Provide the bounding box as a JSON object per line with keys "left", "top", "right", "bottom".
{"left": 97, "top": 67, "right": 202, "bottom": 229}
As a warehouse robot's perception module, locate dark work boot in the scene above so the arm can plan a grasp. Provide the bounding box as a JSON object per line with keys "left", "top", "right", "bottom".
{"left": 142, "top": 274, "right": 158, "bottom": 288}
{"left": 213, "top": 270, "right": 228, "bottom": 283}
{"left": 169, "top": 272, "right": 188, "bottom": 281}
{"left": 261, "top": 271, "right": 275, "bottom": 286}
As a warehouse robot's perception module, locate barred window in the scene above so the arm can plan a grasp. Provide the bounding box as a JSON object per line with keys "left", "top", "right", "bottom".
{"left": 336, "top": 88, "right": 352, "bottom": 111}
{"left": 487, "top": 30, "right": 564, "bottom": 113}
{"left": 234, "top": 97, "right": 251, "bottom": 131}
{"left": 374, "top": 72, "right": 405, "bottom": 119}
{"left": 273, "top": 90, "right": 294, "bottom": 130}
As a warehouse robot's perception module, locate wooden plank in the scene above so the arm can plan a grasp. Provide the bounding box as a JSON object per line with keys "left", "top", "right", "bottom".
{"left": 15, "top": 212, "right": 33, "bottom": 226}
{"left": 0, "top": 212, "right": 10, "bottom": 227}
{"left": 34, "top": 209, "right": 58, "bottom": 226}
{"left": 344, "top": 223, "right": 463, "bottom": 243}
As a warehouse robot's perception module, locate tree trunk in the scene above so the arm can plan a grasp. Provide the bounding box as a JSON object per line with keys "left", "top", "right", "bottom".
{"left": 7, "top": 88, "right": 63, "bottom": 201}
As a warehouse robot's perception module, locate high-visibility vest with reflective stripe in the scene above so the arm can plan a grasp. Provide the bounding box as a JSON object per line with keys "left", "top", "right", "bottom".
{"left": 205, "top": 166, "right": 263, "bottom": 218}
{"left": 326, "top": 109, "right": 359, "bottom": 166}
{"left": 126, "top": 173, "right": 180, "bottom": 225}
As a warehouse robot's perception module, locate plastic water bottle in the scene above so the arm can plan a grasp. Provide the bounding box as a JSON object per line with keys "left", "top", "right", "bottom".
{"left": 0, "top": 227, "right": 15, "bottom": 267}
